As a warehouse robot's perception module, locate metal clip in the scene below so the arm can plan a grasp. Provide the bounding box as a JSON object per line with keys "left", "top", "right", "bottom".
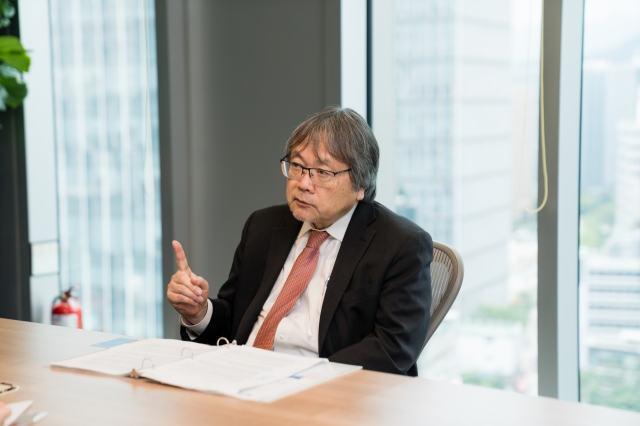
{"left": 216, "top": 337, "right": 237, "bottom": 347}
{"left": 141, "top": 357, "right": 154, "bottom": 369}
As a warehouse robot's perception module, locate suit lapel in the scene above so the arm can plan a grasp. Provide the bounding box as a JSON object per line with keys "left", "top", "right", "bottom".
{"left": 318, "top": 202, "right": 376, "bottom": 353}
{"left": 235, "top": 214, "right": 302, "bottom": 342}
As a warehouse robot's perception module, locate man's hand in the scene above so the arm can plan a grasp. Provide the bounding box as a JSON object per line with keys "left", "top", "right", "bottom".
{"left": 167, "top": 240, "right": 210, "bottom": 325}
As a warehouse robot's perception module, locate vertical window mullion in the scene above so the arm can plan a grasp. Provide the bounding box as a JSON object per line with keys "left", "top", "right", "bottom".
{"left": 537, "top": 0, "right": 584, "bottom": 401}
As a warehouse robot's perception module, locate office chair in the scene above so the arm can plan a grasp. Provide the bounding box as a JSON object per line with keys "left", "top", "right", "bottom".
{"left": 423, "top": 241, "right": 464, "bottom": 348}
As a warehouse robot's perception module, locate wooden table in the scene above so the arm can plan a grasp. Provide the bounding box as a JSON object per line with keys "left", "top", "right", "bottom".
{"left": 1, "top": 319, "right": 639, "bottom": 425}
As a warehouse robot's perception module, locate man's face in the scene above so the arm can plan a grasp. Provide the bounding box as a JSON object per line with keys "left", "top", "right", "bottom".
{"left": 286, "top": 140, "right": 365, "bottom": 229}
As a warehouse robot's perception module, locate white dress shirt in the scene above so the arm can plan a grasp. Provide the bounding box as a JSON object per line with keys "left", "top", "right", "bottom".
{"left": 181, "top": 203, "right": 358, "bottom": 357}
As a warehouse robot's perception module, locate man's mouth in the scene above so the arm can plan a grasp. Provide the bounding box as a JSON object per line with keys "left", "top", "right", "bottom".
{"left": 294, "top": 198, "right": 313, "bottom": 207}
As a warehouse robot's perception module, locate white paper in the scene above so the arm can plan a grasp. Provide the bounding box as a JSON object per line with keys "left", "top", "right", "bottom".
{"left": 141, "top": 345, "right": 327, "bottom": 396}
{"left": 51, "top": 338, "right": 214, "bottom": 376}
{"left": 52, "top": 339, "right": 352, "bottom": 401}
{"left": 3, "top": 400, "right": 32, "bottom": 426}
{"left": 236, "top": 362, "right": 362, "bottom": 402}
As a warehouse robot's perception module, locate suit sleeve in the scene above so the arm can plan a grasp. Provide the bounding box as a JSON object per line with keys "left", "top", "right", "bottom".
{"left": 179, "top": 212, "right": 254, "bottom": 344}
{"left": 327, "top": 230, "right": 432, "bottom": 375}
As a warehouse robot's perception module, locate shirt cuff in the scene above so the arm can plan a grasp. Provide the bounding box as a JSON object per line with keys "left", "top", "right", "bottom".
{"left": 180, "top": 299, "right": 213, "bottom": 340}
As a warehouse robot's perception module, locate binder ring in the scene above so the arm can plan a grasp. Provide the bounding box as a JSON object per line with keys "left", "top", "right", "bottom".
{"left": 181, "top": 347, "right": 194, "bottom": 359}
{"left": 216, "top": 337, "right": 237, "bottom": 348}
{"left": 141, "top": 357, "right": 154, "bottom": 369}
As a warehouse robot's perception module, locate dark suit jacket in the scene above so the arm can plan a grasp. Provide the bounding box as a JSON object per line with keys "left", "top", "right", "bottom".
{"left": 180, "top": 201, "right": 433, "bottom": 376}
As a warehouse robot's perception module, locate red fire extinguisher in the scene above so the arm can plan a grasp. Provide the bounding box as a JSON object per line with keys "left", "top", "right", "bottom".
{"left": 52, "top": 289, "right": 83, "bottom": 329}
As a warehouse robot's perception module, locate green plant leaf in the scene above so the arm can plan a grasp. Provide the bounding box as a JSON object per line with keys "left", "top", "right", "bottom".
{"left": 0, "top": 0, "right": 15, "bottom": 29}
{"left": 0, "top": 74, "right": 27, "bottom": 108}
{"left": 0, "top": 35, "right": 30, "bottom": 72}
{"left": 0, "top": 0, "right": 15, "bottom": 16}
{"left": 0, "top": 0, "right": 16, "bottom": 28}
{"left": 0, "top": 86, "right": 7, "bottom": 111}
{"left": 0, "top": 62, "right": 19, "bottom": 77}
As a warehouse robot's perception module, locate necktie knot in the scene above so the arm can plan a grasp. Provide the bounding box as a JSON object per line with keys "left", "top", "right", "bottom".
{"left": 307, "top": 230, "right": 329, "bottom": 249}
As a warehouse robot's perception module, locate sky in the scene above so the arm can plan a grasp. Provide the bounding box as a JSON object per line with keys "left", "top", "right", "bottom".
{"left": 583, "top": 0, "right": 640, "bottom": 59}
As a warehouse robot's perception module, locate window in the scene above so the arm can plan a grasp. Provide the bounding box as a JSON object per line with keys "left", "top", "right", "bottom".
{"left": 371, "top": 0, "right": 542, "bottom": 394}
{"left": 21, "top": 0, "right": 162, "bottom": 338}
{"left": 579, "top": 0, "right": 640, "bottom": 412}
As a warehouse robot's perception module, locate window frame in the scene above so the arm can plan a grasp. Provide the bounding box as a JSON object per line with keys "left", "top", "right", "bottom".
{"left": 536, "top": 0, "right": 584, "bottom": 401}
{"left": 367, "top": 0, "right": 586, "bottom": 402}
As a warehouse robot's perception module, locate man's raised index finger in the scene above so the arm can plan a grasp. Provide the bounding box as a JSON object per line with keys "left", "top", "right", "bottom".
{"left": 172, "top": 240, "right": 191, "bottom": 274}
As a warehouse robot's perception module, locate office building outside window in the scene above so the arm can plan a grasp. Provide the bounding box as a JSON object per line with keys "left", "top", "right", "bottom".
{"left": 21, "top": 0, "right": 162, "bottom": 338}
{"left": 372, "top": 0, "right": 541, "bottom": 394}
{"left": 579, "top": 0, "right": 640, "bottom": 412}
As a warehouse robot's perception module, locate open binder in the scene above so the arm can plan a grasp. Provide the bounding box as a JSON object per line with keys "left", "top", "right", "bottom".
{"left": 51, "top": 338, "right": 361, "bottom": 402}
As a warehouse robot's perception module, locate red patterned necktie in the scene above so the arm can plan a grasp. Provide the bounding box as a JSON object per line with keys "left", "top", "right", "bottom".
{"left": 253, "top": 230, "right": 330, "bottom": 350}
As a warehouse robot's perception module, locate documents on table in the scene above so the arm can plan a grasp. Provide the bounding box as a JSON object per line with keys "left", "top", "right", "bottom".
{"left": 237, "top": 362, "right": 362, "bottom": 403}
{"left": 51, "top": 339, "right": 213, "bottom": 376}
{"left": 50, "top": 339, "right": 359, "bottom": 401}
{"left": 140, "top": 344, "right": 325, "bottom": 395}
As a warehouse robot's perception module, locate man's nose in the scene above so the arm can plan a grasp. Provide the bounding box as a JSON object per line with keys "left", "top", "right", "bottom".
{"left": 297, "top": 170, "right": 315, "bottom": 190}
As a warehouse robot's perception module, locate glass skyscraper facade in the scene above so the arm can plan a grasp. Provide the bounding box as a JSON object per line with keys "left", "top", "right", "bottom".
{"left": 395, "top": 0, "right": 514, "bottom": 316}
{"left": 48, "top": 0, "right": 162, "bottom": 337}
{"left": 386, "top": 0, "right": 541, "bottom": 394}
{"left": 578, "top": 1, "right": 640, "bottom": 410}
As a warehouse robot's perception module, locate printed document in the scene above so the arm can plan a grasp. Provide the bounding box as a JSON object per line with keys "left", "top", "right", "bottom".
{"left": 51, "top": 340, "right": 345, "bottom": 401}
{"left": 51, "top": 338, "right": 213, "bottom": 376}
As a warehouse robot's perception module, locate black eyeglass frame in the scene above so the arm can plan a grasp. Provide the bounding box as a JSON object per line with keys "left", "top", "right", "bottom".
{"left": 280, "top": 156, "right": 352, "bottom": 184}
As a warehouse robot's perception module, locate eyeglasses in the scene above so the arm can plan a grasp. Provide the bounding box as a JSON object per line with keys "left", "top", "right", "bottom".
{"left": 280, "top": 157, "right": 351, "bottom": 188}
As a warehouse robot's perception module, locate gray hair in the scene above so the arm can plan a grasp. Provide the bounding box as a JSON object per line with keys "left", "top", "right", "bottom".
{"left": 284, "top": 106, "right": 379, "bottom": 202}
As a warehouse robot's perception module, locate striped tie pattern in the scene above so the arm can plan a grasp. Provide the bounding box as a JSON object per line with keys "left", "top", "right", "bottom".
{"left": 253, "top": 230, "right": 330, "bottom": 350}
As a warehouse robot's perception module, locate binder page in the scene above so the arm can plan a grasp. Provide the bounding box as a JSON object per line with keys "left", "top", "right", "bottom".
{"left": 237, "top": 362, "right": 362, "bottom": 402}
{"left": 140, "top": 345, "right": 327, "bottom": 396}
{"left": 51, "top": 338, "right": 215, "bottom": 376}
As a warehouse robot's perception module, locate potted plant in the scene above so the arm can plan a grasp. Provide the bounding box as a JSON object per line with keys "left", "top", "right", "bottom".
{"left": 0, "top": 0, "right": 30, "bottom": 111}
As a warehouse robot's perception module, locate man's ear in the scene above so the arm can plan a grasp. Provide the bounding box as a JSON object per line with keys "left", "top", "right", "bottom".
{"left": 356, "top": 188, "right": 365, "bottom": 201}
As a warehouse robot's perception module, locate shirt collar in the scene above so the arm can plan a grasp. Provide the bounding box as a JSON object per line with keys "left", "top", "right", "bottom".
{"left": 297, "top": 202, "right": 358, "bottom": 243}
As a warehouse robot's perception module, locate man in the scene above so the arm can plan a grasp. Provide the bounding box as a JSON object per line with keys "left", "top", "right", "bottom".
{"left": 167, "top": 107, "right": 432, "bottom": 376}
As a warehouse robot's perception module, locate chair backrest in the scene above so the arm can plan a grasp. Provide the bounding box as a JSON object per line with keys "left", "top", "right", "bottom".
{"left": 423, "top": 241, "right": 464, "bottom": 348}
